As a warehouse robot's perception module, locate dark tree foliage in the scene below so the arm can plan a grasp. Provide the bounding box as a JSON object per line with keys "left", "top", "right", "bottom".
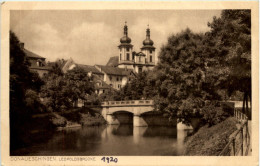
{"left": 65, "top": 67, "right": 95, "bottom": 104}
{"left": 110, "top": 71, "right": 157, "bottom": 101}
{"left": 41, "top": 65, "right": 94, "bottom": 111}
{"left": 154, "top": 29, "right": 213, "bottom": 124}
{"left": 206, "top": 10, "right": 251, "bottom": 117}
{"left": 99, "top": 88, "right": 122, "bottom": 101}
{"left": 10, "top": 31, "right": 44, "bottom": 151}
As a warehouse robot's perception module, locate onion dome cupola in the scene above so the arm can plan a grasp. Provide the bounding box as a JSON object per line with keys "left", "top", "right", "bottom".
{"left": 120, "top": 22, "right": 132, "bottom": 44}
{"left": 143, "top": 25, "right": 154, "bottom": 46}
{"left": 141, "top": 24, "right": 156, "bottom": 65}
{"left": 118, "top": 21, "right": 134, "bottom": 69}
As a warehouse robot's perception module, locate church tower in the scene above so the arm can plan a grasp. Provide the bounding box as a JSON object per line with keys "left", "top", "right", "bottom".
{"left": 141, "top": 25, "right": 156, "bottom": 67}
{"left": 118, "top": 22, "right": 134, "bottom": 69}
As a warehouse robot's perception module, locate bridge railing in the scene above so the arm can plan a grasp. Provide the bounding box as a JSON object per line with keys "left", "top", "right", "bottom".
{"left": 101, "top": 100, "right": 154, "bottom": 107}
{"left": 219, "top": 109, "right": 250, "bottom": 156}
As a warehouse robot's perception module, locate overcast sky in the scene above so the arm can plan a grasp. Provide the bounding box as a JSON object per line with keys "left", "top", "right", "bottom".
{"left": 10, "top": 10, "right": 221, "bottom": 65}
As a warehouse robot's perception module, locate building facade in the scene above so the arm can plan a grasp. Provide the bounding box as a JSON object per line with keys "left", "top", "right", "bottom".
{"left": 60, "top": 58, "right": 135, "bottom": 95}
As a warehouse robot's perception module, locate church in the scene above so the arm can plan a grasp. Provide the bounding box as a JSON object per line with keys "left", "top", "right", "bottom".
{"left": 107, "top": 22, "right": 156, "bottom": 73}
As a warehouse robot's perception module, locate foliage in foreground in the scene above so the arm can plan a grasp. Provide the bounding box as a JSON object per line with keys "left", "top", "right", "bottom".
{"left": 10, "top": 31, "right": 44, "bottom": 151}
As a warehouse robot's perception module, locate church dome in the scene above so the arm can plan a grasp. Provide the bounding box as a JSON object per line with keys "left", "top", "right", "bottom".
{"left": 120, "top": 36, "right": 131, "bottom": 44}
{"left": 120, "top": 22, "right": 131, "bottom": 44}
{"left": 143, "top": 38, "right": 154, "bottom": 46}
{"left": 143, "top": 26, "right": 154, "bottom": 46}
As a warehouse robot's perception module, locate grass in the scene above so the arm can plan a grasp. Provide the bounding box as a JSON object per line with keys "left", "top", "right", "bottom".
{"left": 183, "top": 117, "right": 238, "bottom": 156}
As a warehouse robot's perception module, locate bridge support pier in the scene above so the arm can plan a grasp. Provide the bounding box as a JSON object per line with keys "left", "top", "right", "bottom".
{"left": 133, "top": 115, "right": 148, "bottom": 127}
{"left": 106, "top": 114, "right": 120, "bottom": 125}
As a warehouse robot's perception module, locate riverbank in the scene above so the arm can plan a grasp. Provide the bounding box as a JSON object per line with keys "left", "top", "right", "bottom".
{"left": 50, "top": 107, "right": 106, "bottom": 128}
{"left": 183, "top": 117, "right": 238, "bottom": 155}
{"left": 30, "top": 107, "right": 106, "bottom": 131}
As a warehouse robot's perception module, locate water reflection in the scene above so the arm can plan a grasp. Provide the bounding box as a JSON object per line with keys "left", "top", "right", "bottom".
{"left": 111, "top": 125, "right": 133, "bottom": 136}
{"left": 12, "top": 124, "right": 192, "bottom": 156}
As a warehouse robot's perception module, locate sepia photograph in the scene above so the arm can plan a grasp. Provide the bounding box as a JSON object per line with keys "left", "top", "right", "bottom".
{"left": 1, "top": 1, "right": 259, "bottom": 166}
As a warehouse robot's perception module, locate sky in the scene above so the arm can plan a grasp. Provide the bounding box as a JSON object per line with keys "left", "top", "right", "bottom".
{"left": 10, "top": 10, "right": 221, "bottom": 66}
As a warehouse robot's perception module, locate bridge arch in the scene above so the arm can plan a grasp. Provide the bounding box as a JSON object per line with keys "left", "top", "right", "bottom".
{"left": 113, "top": 111, "right": 134, "bottom": 124}
{"left": 101, "top": 100, "right": 176, "bottom": 127}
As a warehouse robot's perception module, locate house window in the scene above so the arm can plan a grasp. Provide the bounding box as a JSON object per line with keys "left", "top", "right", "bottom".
{"left": 126, "top": 53, "right": 130, "bottom": 60}
{"left": 139, "top": 56, "right": 141, "bottom": 62}
{"left": 150, "top": 55, "right": 153, "bottom": 62}
{"left": 138, "top": 67, "right": 142, "bottom": 73}
{"left": 103, "top": 90, "right": 105, "bottom": 93}
{"left": 120, "top": 54, "right": 122, "bottom": 60}
{"left": 150, "top": 50, "right": 153, "bottom": 54}
{"left": 37, "top": 61, "right": 42, "bottom": 67}
{"left": 117, "top": 77, "right": 119, "bottom": 81}
{"left": 126, "top": 48, "right": 130, "bottom": 52}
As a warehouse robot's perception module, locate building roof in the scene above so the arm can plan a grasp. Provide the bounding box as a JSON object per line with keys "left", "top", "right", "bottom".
{"left": 92, "top": 75, "right": 111, "bottom": 89}
{"left": 135, "top": 52, "right": 146, "bottom": 56}
{"left": 106, "top": 56, "right": 119, "bottom": 67}
{"left": 23, "top": 48, "right": 46, "bottom": 59}
{"left": 96, "top": 65, "right": 133, "bottom": 76}
{"left": 77, "top": 64, "right": 104, "bottom": 75}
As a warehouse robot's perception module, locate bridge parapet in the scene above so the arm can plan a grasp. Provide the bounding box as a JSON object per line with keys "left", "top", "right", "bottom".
{"left": 101, "top": 100, "right": 154, "bottom": 107}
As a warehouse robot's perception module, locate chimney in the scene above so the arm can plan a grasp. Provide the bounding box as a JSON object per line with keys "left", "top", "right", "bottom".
{"left": 19, "top": 43, "right": 24, "bottom": 49}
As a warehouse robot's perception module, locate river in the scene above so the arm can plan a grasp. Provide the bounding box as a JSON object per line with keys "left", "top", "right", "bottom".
{"left": 12, "top": 125, "right": 193, "bottom": 156}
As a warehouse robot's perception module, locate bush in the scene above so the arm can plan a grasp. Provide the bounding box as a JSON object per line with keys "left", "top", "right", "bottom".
{"left": 221, "top": 102, "right": 235, "bottom": 115}
{"left": 201, "top": 102, "right": 230, "bottom": 126}
{"left": 25, "top": 89, "right": 46, "bottom": 114}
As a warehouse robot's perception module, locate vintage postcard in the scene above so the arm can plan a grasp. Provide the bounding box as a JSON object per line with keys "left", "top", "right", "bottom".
{"left": 1, "top": 1, "right": 259, "bottom": 166}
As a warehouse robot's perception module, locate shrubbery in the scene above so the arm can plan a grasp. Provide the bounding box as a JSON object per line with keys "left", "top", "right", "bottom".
{"left": 201, "top": 102, "right": 230, "bottom": 127}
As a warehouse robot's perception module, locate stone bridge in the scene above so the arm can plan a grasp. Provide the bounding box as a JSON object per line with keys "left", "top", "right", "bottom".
{"left": 101, "top": 100, "right": 176, "bottom": 127}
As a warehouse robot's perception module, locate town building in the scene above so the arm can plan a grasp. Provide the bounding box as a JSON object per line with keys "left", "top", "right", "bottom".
{"left": 20, "top": 43, "right": 50, "bottom": 77}
{"left": 59, "top": 58, "right": 135, "bottom": 95}
{"left": 95, "top": 65, "right": 135, "bottom": 90}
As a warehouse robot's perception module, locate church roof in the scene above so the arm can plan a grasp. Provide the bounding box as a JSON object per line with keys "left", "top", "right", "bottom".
{"left": 106, "top": 56, "right": 119, "bottom": 67}
{"left": 92, "top": 75, "right": 111, "bottom": 89}
{"left": 96, "top": 65, "right": 133, "bottom": 76}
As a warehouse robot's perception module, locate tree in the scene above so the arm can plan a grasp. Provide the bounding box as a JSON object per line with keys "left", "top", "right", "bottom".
{"left": 112, "top": 71, "right": 157, "bottom": 101}
{"left": 41, "top": 65, "right": 94, "bottom": 111}
{"left": 206, "top": 10, "right": 251, "bottom": 117}
{"left": 10, "top": 31, "right": 44, "bottom": 151}
{"left": 154, "top": 29, "right": 214, "bottom": 124}
{"left": 64, "top": 67, "right": 94, "bottom": 106}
